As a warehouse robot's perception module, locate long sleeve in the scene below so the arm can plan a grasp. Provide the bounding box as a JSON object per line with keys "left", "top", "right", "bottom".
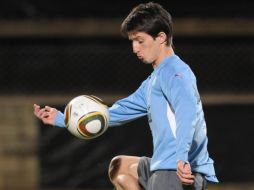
{"left": 171, "top": 75, "right": 198, "bottom": 163}
{"left": 161, "top": 67, "right": 199, "bottom": 163}
{"left": 109, "top": 80, "right": 148, "bottom": 127}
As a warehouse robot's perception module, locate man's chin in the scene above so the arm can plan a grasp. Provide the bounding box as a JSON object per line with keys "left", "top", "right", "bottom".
{"left": 138, "top": 57, "right": 153, "bottom": 65}
{"left": 141, "top": 59, "right": 151, "bottom": 64}
{"left": 143, "top": 60, "right": 153, "bottom": 65}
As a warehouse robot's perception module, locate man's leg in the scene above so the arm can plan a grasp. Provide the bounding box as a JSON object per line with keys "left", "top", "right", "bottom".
{"left": 108, "top": 155, "right": 142, "bottom": 190}
{"left": 147, "top": 170, "right": 207, "bottom": 190}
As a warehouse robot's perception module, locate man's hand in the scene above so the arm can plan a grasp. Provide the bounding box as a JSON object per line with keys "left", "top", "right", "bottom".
{"left": 33, "top": 104, "right": 58, "bottom": 126}
{"left": 176, "top": 160, "right": 195, "bottom": 185}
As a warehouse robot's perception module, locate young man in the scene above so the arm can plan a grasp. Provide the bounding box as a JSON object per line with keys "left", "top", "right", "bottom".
{"left": 34, "top": 2, "right": 218, "bottom": 190}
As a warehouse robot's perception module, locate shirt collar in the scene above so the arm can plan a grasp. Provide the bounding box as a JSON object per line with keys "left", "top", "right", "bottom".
{"left": 153, "top": 54, "right": 178, "bottom": 72}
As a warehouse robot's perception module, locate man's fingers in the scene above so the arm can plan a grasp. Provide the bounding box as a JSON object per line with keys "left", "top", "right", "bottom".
{"left": 36, "top": 108, "right": 46, "bottom": 118}
{"left": 177, "top": 162, "right": 191, "bottom": 175}
{"left": 177, "top": 170, "right": 195, "bottom": 179}
{"left": 33, "top": 104, "right": 40, "bottom": 113}
{"left": 33, "top": 104, "right": 39, "bottom": 108}
{"left": 184, "top": 163, "right": 191, "bottom": 173}
{"left": 33, "top": 104, "right": 55, "bottom": 125}
{"left": 182, "top": 181, "right": 194, "bottom": 186}
{"left": 41, "top": 112, "right": 50, "bottom": 118}
{"left": 176, "top": 172, "right": 195, "bottom": 185}
{"left": 44, "top": 106, "right": 51, "bottom": 112}
{"left": 176, "top": 168, "right": 195, "bottom": 184}
{"left": 177, "top": 161, "right": 195, "bottom": 185}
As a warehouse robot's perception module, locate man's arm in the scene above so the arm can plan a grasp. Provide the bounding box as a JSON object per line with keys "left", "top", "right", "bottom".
{"left": 109, "top": 80, "right": 148, "bottom": 127}
{"left": 161, "top": 69, "right": 198, "bottom": 184}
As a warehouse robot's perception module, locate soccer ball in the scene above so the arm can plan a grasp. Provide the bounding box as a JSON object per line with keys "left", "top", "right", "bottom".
{"left": 64, "top": 95, "right": 109, "bottom": 140}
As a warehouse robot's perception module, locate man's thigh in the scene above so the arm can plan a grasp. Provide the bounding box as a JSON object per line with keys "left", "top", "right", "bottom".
{"left": 137, "top": 157, "right": 206, "bottom": 190}
{"left": 147, "top": 170, "right": 206, "bottom": 190}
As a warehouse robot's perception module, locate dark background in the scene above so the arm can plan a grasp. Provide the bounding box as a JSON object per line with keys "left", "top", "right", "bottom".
{"left": 39, "top": 104, "right": 254, "bottom": 188}
{"left": 0, "top": 36, "right": 253, "bottom": 94}
{"left": 0, "top": 0, "right": 253, "bottom": 189}
{"left": 0, "top": 0, "right": 253, "bottom": 19}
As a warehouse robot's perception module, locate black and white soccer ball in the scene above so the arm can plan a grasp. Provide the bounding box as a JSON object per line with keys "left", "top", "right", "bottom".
{"left": 64, "top": 95, "right": 109, "bottom": 140}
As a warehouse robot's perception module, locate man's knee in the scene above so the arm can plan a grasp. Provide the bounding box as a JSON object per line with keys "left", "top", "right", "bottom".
{"left": 108, "top": 155, "right": 141, "bottom": 182}
{"left": 109, "top": 156, "right": 142, "bottom": 190}
{"left": 115, "top": 174, "right": 130, "bottom": 184}
{"left": 108, "top": 155, "right": 123, "bottom": 181}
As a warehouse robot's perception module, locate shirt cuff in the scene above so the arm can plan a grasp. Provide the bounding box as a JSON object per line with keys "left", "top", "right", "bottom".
{"left": 54, "top": 111, "right": 66, "bottom": 128}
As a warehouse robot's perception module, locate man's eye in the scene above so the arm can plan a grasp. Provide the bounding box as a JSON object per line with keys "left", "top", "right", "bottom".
{"left": 138, "top": 41, "right": 144, "bottom": 44}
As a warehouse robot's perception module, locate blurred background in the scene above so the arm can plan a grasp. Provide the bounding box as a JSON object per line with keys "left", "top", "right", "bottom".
{"left": 0, "top": 0, "right": 253, "bottom": 189}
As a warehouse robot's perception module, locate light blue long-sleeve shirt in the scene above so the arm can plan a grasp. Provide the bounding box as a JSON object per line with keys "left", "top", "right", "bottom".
{"left": 55, "top": 54, "right": 218, "bottom": 182}
{"left": 107, "top": 55, "right": 218, "bottom": 182}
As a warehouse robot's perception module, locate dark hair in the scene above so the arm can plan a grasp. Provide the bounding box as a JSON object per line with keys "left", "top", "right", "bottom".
{"left": 121, "top": 2, "right": 173, "bottom": 45}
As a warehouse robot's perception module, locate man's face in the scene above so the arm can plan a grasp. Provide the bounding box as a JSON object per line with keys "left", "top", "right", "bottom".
{"left": 128, "top": 32, "right": 161, "bottom": 65}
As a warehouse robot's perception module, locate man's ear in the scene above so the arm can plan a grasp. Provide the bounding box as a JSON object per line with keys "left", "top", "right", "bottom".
{"left": 157, "top": 32, "right": 167, "bottom": 44}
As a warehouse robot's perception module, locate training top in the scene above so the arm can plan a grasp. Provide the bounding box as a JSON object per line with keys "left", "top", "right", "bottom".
{"left": 54, "top": 54, "right": 218, "bottom": 182}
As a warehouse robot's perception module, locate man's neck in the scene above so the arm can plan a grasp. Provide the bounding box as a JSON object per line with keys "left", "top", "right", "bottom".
{"left": 152, "top": 46, "right": 174, "bottom": 69}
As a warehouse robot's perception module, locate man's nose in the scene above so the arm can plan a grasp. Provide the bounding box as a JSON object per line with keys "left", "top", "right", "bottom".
{"left": 132, "top": 42, "right": 139, "bottom": 54}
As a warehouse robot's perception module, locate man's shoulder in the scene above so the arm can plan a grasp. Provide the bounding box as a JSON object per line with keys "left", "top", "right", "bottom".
{"left": 160, "top": 56, "right": 194, "bottom": 81}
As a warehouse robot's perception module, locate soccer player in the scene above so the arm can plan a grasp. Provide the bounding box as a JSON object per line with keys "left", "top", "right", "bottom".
{"left": 34, "top": 2, "right": 218, "bottom": 190}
